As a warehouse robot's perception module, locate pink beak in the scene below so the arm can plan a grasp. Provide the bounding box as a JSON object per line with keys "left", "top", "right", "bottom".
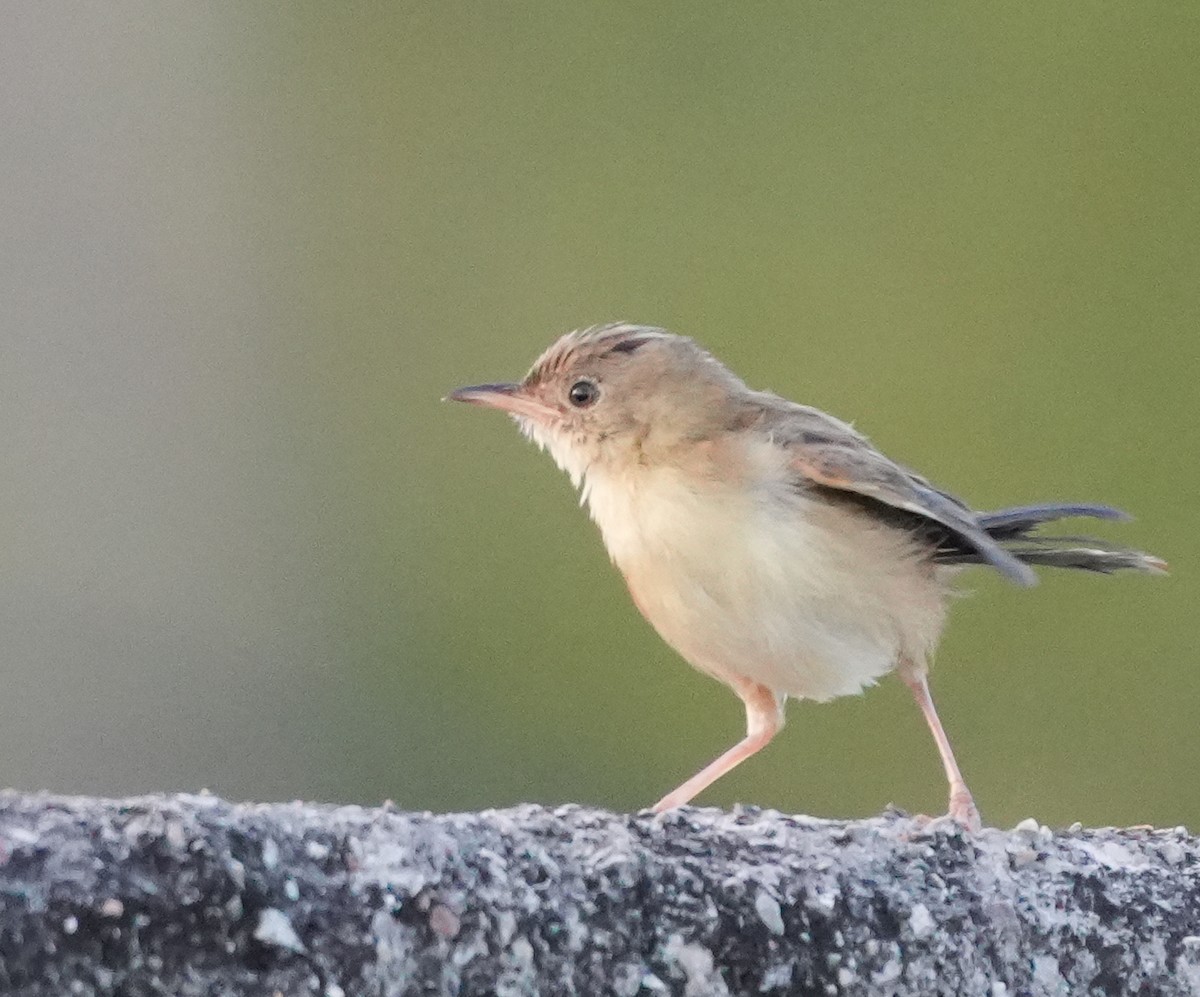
{"left": 446, "top": 382, "right": 560, "bottom": 423}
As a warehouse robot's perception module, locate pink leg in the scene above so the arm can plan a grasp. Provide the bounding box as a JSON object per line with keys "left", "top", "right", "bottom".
{"left": 652, "top": 680, "right": 784, "bottom": 812}
{"left": 901, "top": 666, "right": 981, "bottom": 832}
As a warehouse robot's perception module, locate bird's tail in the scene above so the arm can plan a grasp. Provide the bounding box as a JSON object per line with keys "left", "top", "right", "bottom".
{"left": 976, "top": 503, "right": 1168, "bottom": 575}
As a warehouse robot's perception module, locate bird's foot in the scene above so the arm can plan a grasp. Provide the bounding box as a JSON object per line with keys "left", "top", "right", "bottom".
{"left": 948, "top": 788, "right": 982, "bottom": 833}
{"left": 908, "top": 790, "right": 982, "bottom": 834}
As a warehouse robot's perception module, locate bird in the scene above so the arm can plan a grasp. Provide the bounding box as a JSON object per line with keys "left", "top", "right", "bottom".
{"left": 447, "top": 323, "right": 1165, "bottom": 830}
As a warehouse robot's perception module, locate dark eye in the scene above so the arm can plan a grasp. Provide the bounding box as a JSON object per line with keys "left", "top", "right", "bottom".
{"left": 568, "top": 379, "right": 599, "bottom": 408}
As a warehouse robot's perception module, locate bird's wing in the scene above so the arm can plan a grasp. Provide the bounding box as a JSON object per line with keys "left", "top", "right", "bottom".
{"left": 766, "top": 402, "right": 1037, "bottom": 586}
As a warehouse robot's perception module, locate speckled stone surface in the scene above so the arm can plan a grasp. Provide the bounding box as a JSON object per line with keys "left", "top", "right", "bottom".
{"left": 0, "top": 793, "right": 1197, "bottom": 995}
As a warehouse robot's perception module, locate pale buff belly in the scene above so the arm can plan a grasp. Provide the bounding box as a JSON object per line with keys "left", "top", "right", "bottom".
{"left": 591, "top": 475, "right": 949, "bottom": 702}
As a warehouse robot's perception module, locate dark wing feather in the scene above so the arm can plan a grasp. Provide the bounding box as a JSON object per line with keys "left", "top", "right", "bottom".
{"left": 760, "top": 401, "right": 1038, "bottom": 587}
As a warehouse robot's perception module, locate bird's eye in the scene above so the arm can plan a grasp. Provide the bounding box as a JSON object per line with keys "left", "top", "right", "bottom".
{"left": 568, "top": 379, "right": 599, "bottom": 408}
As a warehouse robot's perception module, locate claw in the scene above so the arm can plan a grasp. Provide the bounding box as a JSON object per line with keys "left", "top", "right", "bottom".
{"left": 949, "top": 790, "right": 982, "bottom": 833}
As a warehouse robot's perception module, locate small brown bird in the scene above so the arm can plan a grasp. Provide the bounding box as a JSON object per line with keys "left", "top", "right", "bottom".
{"left": 448, "top": 323, "right": 1164, "bottom": 829}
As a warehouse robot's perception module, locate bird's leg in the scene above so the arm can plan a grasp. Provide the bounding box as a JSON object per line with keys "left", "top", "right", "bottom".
{"left": 900, "top": 663, "right": 981, "bottom": 832}
{"left": 652, "top": 679, "right": 784, "bottom": 812}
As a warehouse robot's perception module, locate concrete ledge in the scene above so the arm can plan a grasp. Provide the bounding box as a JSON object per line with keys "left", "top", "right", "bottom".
{"left": 0, "top": 792, "right": 1197, "bottom": 995}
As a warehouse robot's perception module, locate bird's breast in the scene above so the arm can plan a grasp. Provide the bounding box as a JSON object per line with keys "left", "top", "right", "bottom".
{"left": 581, "top": 463, "right": 947, "bottom": 701}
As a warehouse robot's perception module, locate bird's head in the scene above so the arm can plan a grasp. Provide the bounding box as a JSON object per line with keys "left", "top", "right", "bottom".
{"left": 448, "top": 323, "right": 747, "bottom": 488}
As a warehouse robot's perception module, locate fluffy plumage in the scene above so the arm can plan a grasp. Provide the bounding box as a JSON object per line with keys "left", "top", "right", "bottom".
{"left": 449, "top": 323, "right": 1165, "bottom": 827}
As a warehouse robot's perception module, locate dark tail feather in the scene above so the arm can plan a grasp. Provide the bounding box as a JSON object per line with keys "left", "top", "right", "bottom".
{"left": 977, "top": 503, "right": 1129, "bottom": 538}
{"left": 1002, "top": 543, "right": 1168, "bottom": 575}
{"left": 936, "top": 503, "right": 1168, "bottom": 577}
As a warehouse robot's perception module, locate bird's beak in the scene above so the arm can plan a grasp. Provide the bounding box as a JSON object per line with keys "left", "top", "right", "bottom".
{"left": 445, "top": 382, "right": 559, "bottom": 423}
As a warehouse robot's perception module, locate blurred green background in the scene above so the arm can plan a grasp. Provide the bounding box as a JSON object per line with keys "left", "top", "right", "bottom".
{"left": 1, "top": 5, "right": 1195, "bottom": 831}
